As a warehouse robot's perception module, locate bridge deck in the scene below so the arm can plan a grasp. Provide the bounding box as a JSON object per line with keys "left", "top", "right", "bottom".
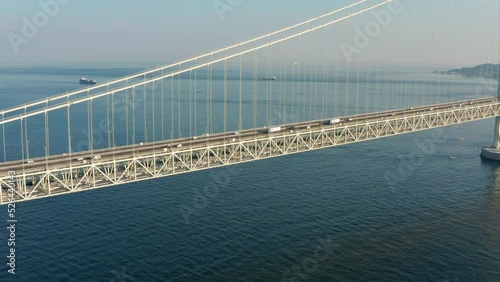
{"left": 1, "top": 97, "right": 499, "bottom": 204}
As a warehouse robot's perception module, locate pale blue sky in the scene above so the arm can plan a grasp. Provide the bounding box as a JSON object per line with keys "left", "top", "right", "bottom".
{"left": 1, "top": 0, "right": 499, "bottom": 67}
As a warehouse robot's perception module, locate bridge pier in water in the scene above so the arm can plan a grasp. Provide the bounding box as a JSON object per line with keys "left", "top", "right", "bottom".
{"left": 481, "top": 66, "right": 500, "bottom": 161}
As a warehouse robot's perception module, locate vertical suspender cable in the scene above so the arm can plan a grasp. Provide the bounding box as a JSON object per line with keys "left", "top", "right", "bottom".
{"left": 67, "top": 101, "right": 71, "bottom": 156}
{"left": 189, "top": 70, "right": 192, "bottom": 137}
{"left": 315, "top": 62, "right": 319, "bottom": 120}
{"left": 305, "top": 62, "right": 309, "bottom": 121}
{"left": 24, "top": 108, "right": 29, "bottom": 160}
{"left": 239, "top": 55, "right": 243, "bottom": 131}
{"left": 384, "top": 67, "right": 389, "bottom": 112}
{"left": 297, "top": 62, "right": 301, "bottom": 121}
{"left": 399, "top": 70, "right": 404, "bottom": 109}
{"left": 282, "top": 59, "right": 287, "bottom": 124}
{"left": 125, "top": 84, "right": 129, "bottom": 145}
{"left": 107, "top": 85, "right": 111, "bottom": 148}
{"left": 325, "top": 60, "right": 329, "bottom": 119}
{"left": 279, "top": 56, "right": 283, "bottom": 124}
{"left": 309, "top": 63, "right": 314, "bottom": 121}
{"left": 112, "top": 92, "right": 115, "bottom": 150}
{"left": 206, "top": 67, "right": 210, "bottom": 134}
{"left": 374, "top": 65, "right": 380, "bottom": 112}
{"left": 267, "top": 43, "right": 272, "bottom": 125}
{"left": 437, "top": 73, "right": 441, "bottom": 105}
{"left": 291, "top": 60, "right": 294, "bottom": 123}
{"left": 144, "top": 81, "right": 147, "bottom": 143}
{"left": 194, "top": 69, "right": 198, "bottom": 136}
{"left": 132, "top": 86, "right": 136, "bottom": 145}
{"left": 419, "top": 69, "right": 424, "bottom": 107}
{"left": 253, "top": 51, "right": 259, "bottom": 128}
{"left": 437, "top": 66, "right": 447, "bottom": 103}
{"left": 20, "top": 119, "right": 25, "bottom": 162}
{"left": 371, "top": 67, "right": 382, "bottom": 112}
{"left": 315, "top": 61, "right": 319, "bottom": 120}
{"left": 2, "top": 113, "right": 5, "bottom": 162}
{"left": 404, "top": 72, "right": 408, "bottom": 108}
{"left": 171, "top": 76, "right": 174, "bottom": 139}
{"left": 46, "top": 101, "right": 49, "bottom": 157}
{"left": 345, "top": 64, "right": 350, "bottom": 116}
{"left": 365, "top": 64, "right": 370, "bottom": 114}
{"left": 89, "top": 92, "right": 94, "bottom": 151}
{"left": 356, "top": 62, "right": 360, "bottom": 115}
{"left": 401, "top": 72, "right": 405, "bottom": 108}
{"left": 299, "top": 61, "right": 304, "bottom": 121}
{"left": 152, "top": 80, "right": 156, "bottom": 143}
{"left": 253, "top": 51, "right": 258, "bottom": 128}
{"left": 45, "top": 100, "right": 50, "bottom": 163}
{"left": 178, "top": 68, "right": 181, "bottom": 137}
{"left": 334, "top": 64, "right": 339, "bottom": 117}
{"left": 299, "top": 61, "right": 303, "bottom": 121}
{"left": 224, "top": 59, "right": 228, "bottom": 133}
{"left": 284, "top": 60, "right": 289, "bottom": 124}
{"left": 161, "top": 72, "right": 165, "bottom": 141}
{"left": 87, "top": 90, "right": 91, "bottom": 151}
{"left": 209, "top": 64, "right": 213, "bottom": 134}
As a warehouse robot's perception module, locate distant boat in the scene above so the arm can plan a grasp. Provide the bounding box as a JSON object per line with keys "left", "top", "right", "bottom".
{"left": 79, "top": 77, "right": 96, "bottom": 85}
{"left": 263, "top": 76, "right": 277, "bottom": 81}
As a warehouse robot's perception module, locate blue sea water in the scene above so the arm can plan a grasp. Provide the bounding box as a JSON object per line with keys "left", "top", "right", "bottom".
{"left": 0, "top": 64, "right": 499, "bottom": 281}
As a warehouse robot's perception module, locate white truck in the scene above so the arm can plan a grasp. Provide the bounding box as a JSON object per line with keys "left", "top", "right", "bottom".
{"left": 267, "top": 126, "right": 281, "bottom": 133}
{"left": 327, "top": 118, "right": 341, "bottom": 125}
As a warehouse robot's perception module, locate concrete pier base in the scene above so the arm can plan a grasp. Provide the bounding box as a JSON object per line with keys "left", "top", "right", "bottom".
{"left": 480, "top": 147, "right": 500, "bottom": 161}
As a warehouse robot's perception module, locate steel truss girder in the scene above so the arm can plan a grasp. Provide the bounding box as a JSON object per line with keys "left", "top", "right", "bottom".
{"left": 1, "top": 102, "right": 499, "bottom": 204}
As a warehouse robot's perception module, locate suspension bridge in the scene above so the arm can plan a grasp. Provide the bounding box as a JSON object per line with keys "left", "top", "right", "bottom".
{"left": 1, "top": 0, "right": 499, "bottom": 204}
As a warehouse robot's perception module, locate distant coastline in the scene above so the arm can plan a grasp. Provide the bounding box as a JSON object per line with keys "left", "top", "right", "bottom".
{"left": 433, "top": 63, "right": 500, "bottom": 80}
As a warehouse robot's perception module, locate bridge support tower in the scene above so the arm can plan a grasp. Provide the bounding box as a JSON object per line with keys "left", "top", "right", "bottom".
{"left": 481, "top": 65, "right": 500, "bottom": 161}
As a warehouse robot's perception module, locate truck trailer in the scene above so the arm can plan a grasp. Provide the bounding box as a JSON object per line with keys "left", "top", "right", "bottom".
{"left": 267, "top": 126, "right": 282, "bottom": 133}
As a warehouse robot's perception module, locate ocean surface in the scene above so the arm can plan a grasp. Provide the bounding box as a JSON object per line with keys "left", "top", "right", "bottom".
{"left": 0, "top": 64, "right": 499, "bottom": 281}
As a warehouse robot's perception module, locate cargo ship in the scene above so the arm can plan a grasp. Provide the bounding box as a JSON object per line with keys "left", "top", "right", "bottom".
{"left": 79, "top": 77, "right": 97, "bottom": 85}
{"left": 263, "top": 76, "right": 277, "bottom": 81}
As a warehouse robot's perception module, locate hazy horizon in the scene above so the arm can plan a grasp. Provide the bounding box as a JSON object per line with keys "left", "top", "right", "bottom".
{"left": 1, "top": 0, "right": 499, "bottom": 67}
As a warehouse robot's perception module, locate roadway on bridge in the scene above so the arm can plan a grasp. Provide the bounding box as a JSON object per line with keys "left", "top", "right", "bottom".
{"left": 0, "top": 97, "right": 496, "bottom": 176}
